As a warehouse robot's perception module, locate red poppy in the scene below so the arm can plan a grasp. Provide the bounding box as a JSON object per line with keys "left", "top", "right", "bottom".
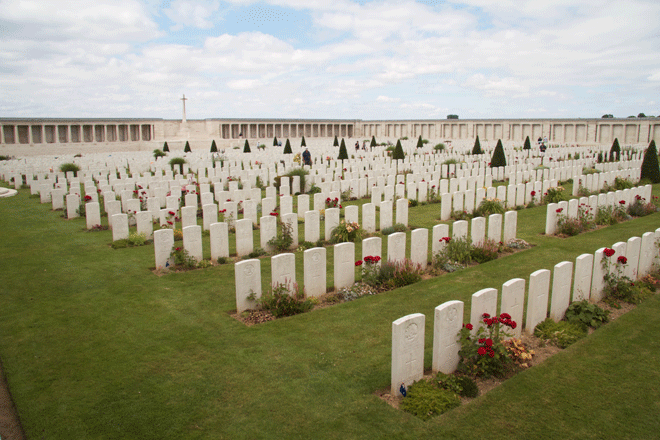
{"left": 617, "top": 256, "right": 627, "bottom": 264}
{"left": 465, "top": 323, "right": 473, "bottom": 330}
{"left": 477, "top": 347, "right": 487, "bottom": 356}
{"left": 603, "top": 248, "right": 615, "bottom": 257}
{"left": 355, "top": 260, "right": 363, "bottom": 266}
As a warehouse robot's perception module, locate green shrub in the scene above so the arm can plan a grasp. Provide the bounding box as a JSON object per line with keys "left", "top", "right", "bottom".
{"left": 470, "top": 239, "right": 499, "bottom": 264}
{"left": 610, "top": 138, "right": 621, "bottom": 161}
{"left": 434, "top": 143, "right": 446, "bottom": 152}
{"left": 475, "top": 198, "right": 504, "bottom": 216}
{"left": 455, "top": 376, "right": 479, "bottom": 398}
{"left": 184, "top": 141, "right": 191, "bottom": 153}
{"left": 59, "top": 163, "right": 80, "bottom": 177}
{"left": 162, "top": 141, "right": 169, "bottom": 152}
{"left": 337, "top": 139, "right": 348, "bottom": 160}
{"left": 472, "top": 135, "right": 483, "bottom": 154}
{"left": 153, "top": 149, "right": 166, "bottom": 159}
{"left": 247, "top": 247, "right": 267, "bottom": 259}
{"left": 210, "top": 140, "right": 218, "bottom": 152}
{"left": 254, "top": 282, "right": 312, "bottom": 318}
{"left": 128, "top": 232, "right": 147, "bottom": 247}
{"left": 614, "top": 176, "right": 634, "bottom": 190}
{"left": 330, "top": 220, "right": 364, "bottom": 243}
{"left": 565, "top": 301, "right": 609, "bottom": 329}
{"left": 627, "top": 196, "right": 657, "bottom": 217}
{"left": 301, "top": 135, "right": 306, "bottom": 147}
{"left": 111, "top": 239, "right": 129, "bottom": 249}
{"left": 435, "top": 236, "right": 473, "bottom": 266}
{"left": 267, "top": 218, "right": 294, "bottom": 252}
{"left": 387, "top": 259, "right": 423, "bottom": 288}
{"left": 490, "top": 139, "right": 506, "bottom": 167}
{"left": 217, "top": 257, "right": 228, "bottom": 264}
{"left": 272, "top": 136, "right": 278, "bottom": 146}
{"left": 381, "top": 223, "right": 407, "bottom": 235}
{"left": 416, "top": 135, "right": 423, "bottom": 149}
{"left": 434, "top": 372, "right": 479, "bottom": 398}
{"left": 392, "top": 139, "right": 405, "bottom": 160}
{"left": 283, "top": 139, "right": 292, "bottom": 154}
{"left": 370, "top": 136, "right": 377, "bottom": 148}
{"left": 542, "top": 186, "right": 567, "bottom": 204}
{"left": 169, "top": 157, "right": 186, "bottom": 174}
{"left": 333, "top": 135, "right": 339, "bottom": 147}
{"left": 400, "top": 380, "right": 460, "bottom": 420}
{"left": 640, "top": 140, "right": 660, "bottom": 183}
{"left": 534, "top": 318, "right": 586, "bottom": 348}
{"left": 243, "top": 140, "right": 251, "bottom": 153}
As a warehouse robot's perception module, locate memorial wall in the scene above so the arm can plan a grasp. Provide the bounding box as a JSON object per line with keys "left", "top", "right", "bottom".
{"left": 1, "top": 117, "right": 658, "bottom": 156}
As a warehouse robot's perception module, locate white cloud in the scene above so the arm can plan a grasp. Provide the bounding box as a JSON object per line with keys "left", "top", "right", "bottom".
{"left": 164, "top": 0, "right": 221, "bottom": 29}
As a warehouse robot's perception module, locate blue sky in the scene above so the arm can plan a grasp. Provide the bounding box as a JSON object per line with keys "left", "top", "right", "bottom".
{"left": 0, "top": 0, "right": 658, "bottom": 120}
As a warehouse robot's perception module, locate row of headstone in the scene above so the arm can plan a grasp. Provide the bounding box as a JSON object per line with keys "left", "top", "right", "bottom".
{"left": 391, "top": 227, "right": 660, "bottom": 397}
{"left": 545, "top": 185, "right": 653, "bottom": 235}
{"left": 233, "top": 213, "right": 519, "bottom": 313}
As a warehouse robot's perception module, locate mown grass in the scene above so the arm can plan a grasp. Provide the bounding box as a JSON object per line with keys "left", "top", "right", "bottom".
{"left": 0, "top": 182, "right": 659, "bottom": 439}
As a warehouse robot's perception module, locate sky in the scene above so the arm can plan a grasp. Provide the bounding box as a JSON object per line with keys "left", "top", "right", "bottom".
{"left": 1, "top": 0, "right": 659, "bottom": 120}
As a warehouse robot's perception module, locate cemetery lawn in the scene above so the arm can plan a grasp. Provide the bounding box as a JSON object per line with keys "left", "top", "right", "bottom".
{"left": 1, "top": 185, "right": 659, "bottom": 439}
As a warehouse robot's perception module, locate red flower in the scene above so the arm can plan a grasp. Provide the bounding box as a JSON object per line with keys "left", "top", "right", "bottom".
{"left": 441, "top": 237, "right": 451, "bottom": 243}
{"left": 339, "top": 205, "right": 342, "bottom": 209}
{"left": 482, "top": 313, "right": 491, "bottom": 319}
{"left": 488, "top": 350, "right": 495, "bottom": 358}
{"left": 511, "top": 322, "right": 517, "bottom": 329}
{"left": 167, "top": 221, "right": 173, "bottom": 225}
{"left": 478, "top": 338, "right": 485, "bottom": 343}
{"left": 619, "top": 200, "right": 625, "bottom": 205}
{"left": 603, "top": 248, "right": 615, "bottom": 257}
{"left": 635, "top": 195, "right": 642, "bottom": 200}
{"left": 485, "top": 338, "right": 493, "bottom": 347}
{"left": 477, "top": 347, "right": 487, "bottom": 356}
{"left": 270, "top": 212, "right": 278, "bottom": 216}
{"left": 168, "top": 211, "right": 176, "bottom": 216}
{"left": 84, "top": 195, "right": 92, "bottom": 201}
{"left": 531, "top": 191, "right": 536, "bottom": 197}
{"left": 97, "top": 189, "right": 102, "bottom": 193}
{"left": 617, "top": 256, "right": 627, "bottom": 264}
{"left": 355, "top": 260, "right": 363, "bottom": 266}
{"left": 465, "top": 323, "right": 473, "bottom": 330}
{"left": 500, "top": 313, "right": 511, "bottom": 320}
{"left": 175, "top": 247, "right": 181, "bottom": 251}
{"left": 556, "top": 208, "right": 563, "bottom": 213}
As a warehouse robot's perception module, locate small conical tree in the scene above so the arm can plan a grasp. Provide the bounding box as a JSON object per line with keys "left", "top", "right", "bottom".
{"left": 392, "top": 139, "right": 405, "bottom": 160}
{"left": 640, "top": 140, "right": 660, "bottom": 183}
{"left": 416, "top": 135, "right": 424, "bottom": 149}
{"left": 610, "top": 138, "right": 621, "bottom": 161}
{"left": 273, "top": 136, "right": 278, "bottom": 146}
{"left": 243, "top": 139, "right": 251, "bottom": 153}
{"left": 184, "top": 141, "right": 191, "bottom": 153}
{"left": 490, "top": 139, "right": 506, "bottom": 168}
{"left": 301, "top": 136, "right": 306, "bottom": 147}
{"left": 283, "top": 139, "right": 292, "bottom": 154}
{"left": 337, "top": 139, "right": 348, "bottom": 160}
{"left": 472, "top": 135, "right": 483, "bottom": 154}
{"left": 523, "top": 136, "right": 531, "bottom": 150}
{"left": 163, "top": 141, "right": 170, "bottom": 152}
{"left": 333, "top": 135, "right": 339, "bottom": 147}
{"left": 210, "top": 140, "right": 218, "bottom": 153}
{"left": 370, "top": 135, "right": 377, "bottom": 148}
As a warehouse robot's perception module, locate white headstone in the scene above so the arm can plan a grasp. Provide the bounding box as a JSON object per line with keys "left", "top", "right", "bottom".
{"left": 501, "top": 278, "right": 524, "bottom": 338}
{"left": 380, "top": 200, "right": 393, "bottom": 230}
{"left": 325, "top": 208, "right": 340, "bottom": 241}
{"left": 470, "top": 288, "right": 498, "bottom": 335}
{"left": 154, "top": 228, "right": 174, "bottom": 270}
{"left": 235, "top": 259, "right": 261, "bottom": 313}
{"left": 362, "top": 203, "right": 376, "bottom": 233}
{"left": 85, "top": 202, "right": 101, "bottom": 229}
{"left": 210, "top": 222, "right": 229, "bottom": 260}
{"left": 111, "top": 213, "right": 129, "bottom": 241}
{"left": 591, "top": 248, "right": 607, "bottom": 302}
{"left": 334, "top": 242, "right": 355, "bottom": 290}
{"left": 235, "top": 219, "right": 254, "bottom": 257}
{"left": 573, "top": 254, "right": 593, "bottom": 301}
{"left": 304, "top": 247, "right": 326, "bottom": 298}
{"left": 410, "top": 228, "right": 428, "bottom": 268}
{"left": 183, "top": 225, "right": 203, "bottom": 262}
{"left": 136, "top": 211, "right": 153, "bottom": 239}
{"left": 452, "top": 220, "right": 468, "bottom": 241}
{"left": 304, "top": 210, "right": 320, "bottom": 243}
{"left": 391, "top": 313, "right": 425, "bottom": 397}
{"left": 471, "top": 217, "right": 486, "bottom": 246}
{"left": 387, "top": 232, "right": 406, "bottom": 264}
{"left": 271, "top": 253, "right": 296, "bottom": 289}
{"left": 550, "top": 261, "right": 573, "bottom": 321}
{"left": 503, "top": 211, "right": 517, "bottom": 243}
{"left": 432, "top": 300, "right": 464, "bottom": 374}
{"left": 525, "top": 269, "right": 551, "bottom": 334}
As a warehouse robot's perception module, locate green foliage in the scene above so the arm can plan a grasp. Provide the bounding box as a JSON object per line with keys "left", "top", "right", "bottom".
{"left": 565, "top": 301, "right": 609, "bottom": 329}
{"left": 472, "top": 135, "right": 483, "bottom": 154}
{"left": 614, "top": 176, "right": 634, "bottom": 190}
{"left": 162, "top": 141, "right": 169, "bottom": 152}
{"left": 273, "top": 136, "right": 278, "bottom": 146}
{"left": 542, "top": 186, "right": 567, "bottom": 204}
{"left": 475, "top": 198, "right": 505, "bottom": 217}
{"left": 392, "top": 139, "right": 405, "bottom": 160}
{"left": 283, "top": 139, "right": 292, "bottom": 154}
{"left": 267, "top": 218, "right": 294, "bottom": 252}
{"left": 153, "top": 149, "right": 166, "bottom": 159}
{"left": 400, "top": 380, "right": 460, "bottom": 420}
{"left": 127, "top": 232, "right": 147, "bottom": 247}
{"left": 470, "top": 239, "right": 500, "bottom": 264}
{"left": 602, "top": 253, "right": 650, "bottom": 304}
{"left": 442, "top": 158, "right": 458, "bottom": 165}
{"left": 435, "top": 373, "right": 479, "bottom": 398}
{"left": 434, "top": 143, "right": 446, "bottom": 152}
{"left": 640, "top": 140, "right": 660, "bottom": 183}
{"left": 435, "top": 236, "right": 473, "bottom": 266}
{"left": 358, "top": 258, "right": 422, "bottom": 289}
{"left": 210, "top": 140, "right": 218, "bottom": 153}
{"left": 610, "top": 138, "right": 621, "bottom": 161}
{"left": 370, "top": 135, "right": 377, "bottom": 148}
{"left": 330, "top": 220, "right": 364, "bottom": 243}
{"left": 169, "top": 157, "right": 186, "bottom": 174}
{"left": 170, "top": 246, "right": 197, "bottom": 268}
{"left": 416, "top": 135, "right": 423, "bottom": 149}
{"left": 534, "top": 318, "right": 586, "bottom": 348}
{"left": 490, "top": 139, "right": 507, "bottom": 167}
{"left": 458, "top": 312, "right": 517, "bottom": 377}
{"left": 247, "top": 247, "right": 267, "bottom": 259}
{"left": 59, "top": 163, "right": 80, "bottom": 177}
{"left": 184, "top": 141, "right": 191, "bottom": 153}
{"left": 337, "top": 139, "right": 348, "bottom": 160}
{"left": 216, "top": 257, "right": 228, "bottom": 264}
{"left": 523, "top": 136, "right": 531, "bottom": 150}
{"left": 255, "top": 282, "right": 312, "bottom": 317}
{"left": 301, "top": 135, "right": 306, "bottom": 147}
{"left": 333, "top": 135, "right": 339, "bottom": 147}
{"left": 556, "top": 205, "right": 594, "bottom": 236}
{"left": 447, "top": 114, "right": 459, "bottom": 119}
{"left": 243, "top": 139, "right": 251, "bottom": 153}
{"left": 627, "top": 196, "right": 657, "bottom": 217}
{"left": 380, "top": 223, "right": 407, "bottom": 235}
{"left": 284, "top": 167, "right": 309, "bottom": 193}
{"left": 594, "top": 205, "right": 628, "bottom": 225}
